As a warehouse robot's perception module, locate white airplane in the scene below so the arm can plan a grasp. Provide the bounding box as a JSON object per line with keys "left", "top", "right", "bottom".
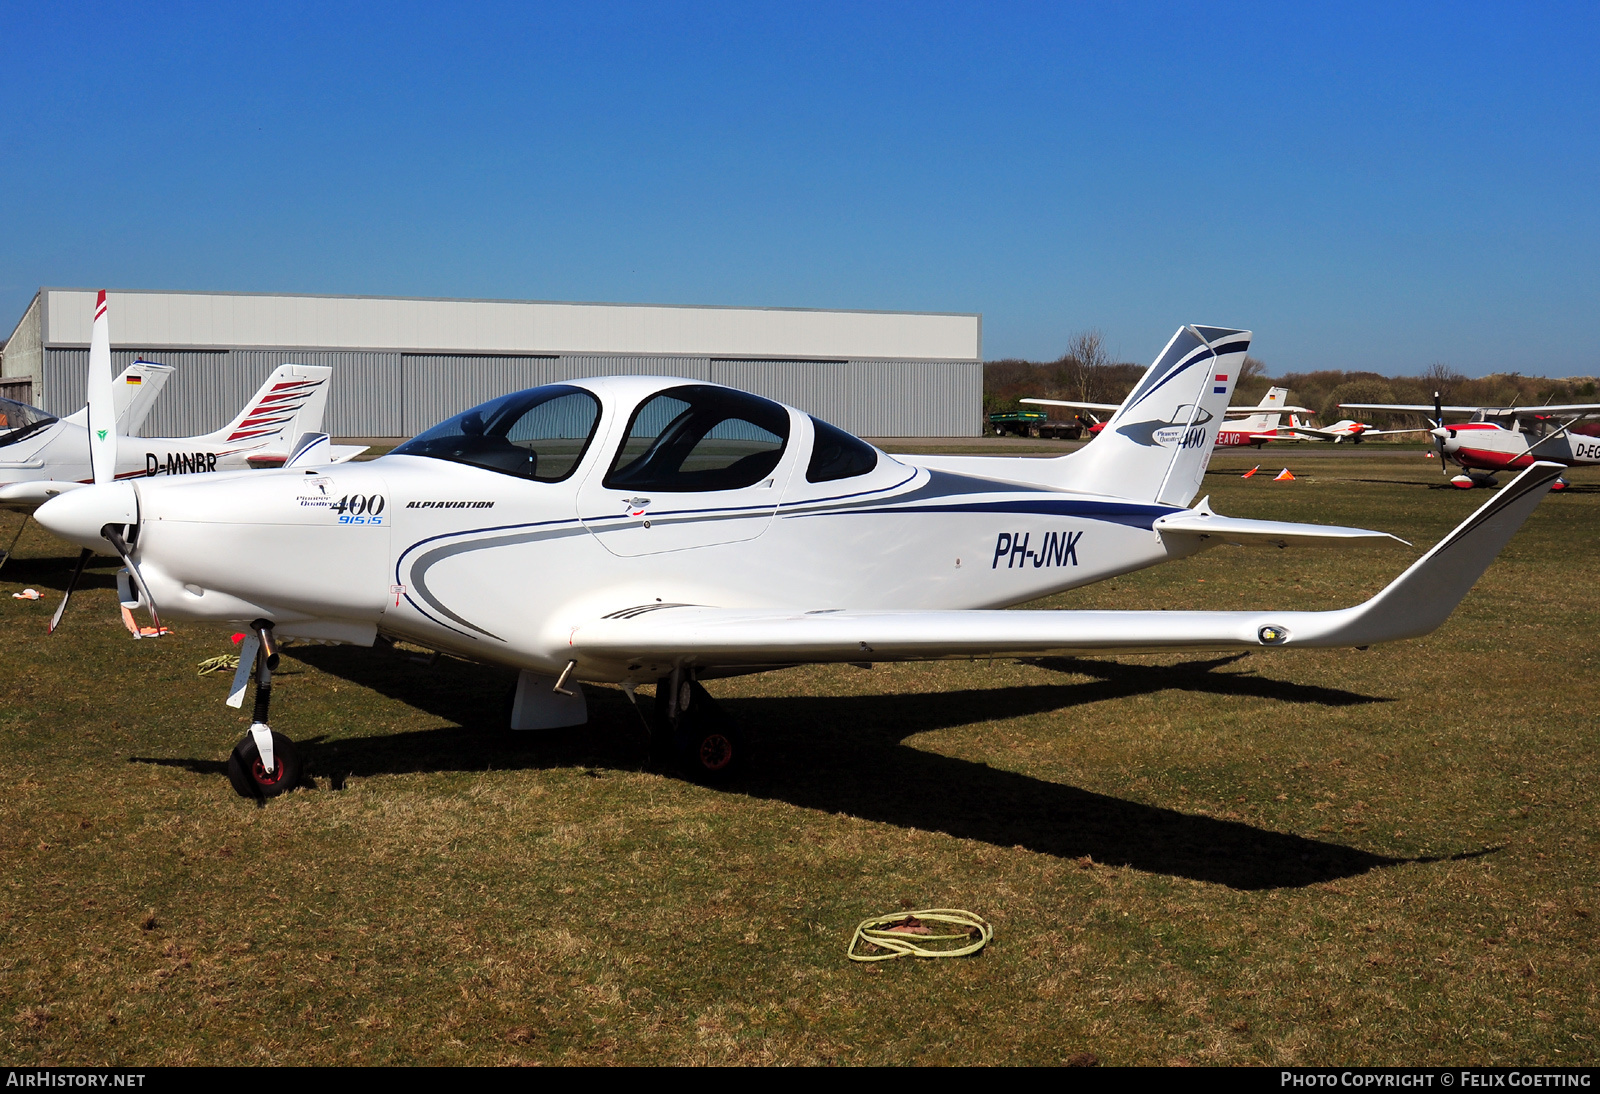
{"left": 1342, "top": 394, "right": 1600, "bottom": 488}
{"left": 1023, "top": 387, "right": 1315, "bottom": 448}
{"left": 0, "top": 291, "right": 364, "bottom": 516}
{"left": 1285, "top": 416, "right": 1431, "bottom": 444}
{"left": 35, "top": 320, "right": 1563, "bottom": 801}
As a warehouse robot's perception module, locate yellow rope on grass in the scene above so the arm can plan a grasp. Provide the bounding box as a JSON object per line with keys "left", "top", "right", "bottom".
{"left": 197, "top": 654, "right": 240, "bottom": 676}
{"left": 847, "top": 909, "right": 993, "bottom": 962}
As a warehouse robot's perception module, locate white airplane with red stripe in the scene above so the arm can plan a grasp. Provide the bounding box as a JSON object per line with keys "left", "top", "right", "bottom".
{"left": 0, "top": 291, "right": 364, "bottom": 513}
{"left": 1343, "top": 394, "right": 1600, "bottom": 488}
{"left": 1025, "top": 386, "right": 1312, "bottom": 448}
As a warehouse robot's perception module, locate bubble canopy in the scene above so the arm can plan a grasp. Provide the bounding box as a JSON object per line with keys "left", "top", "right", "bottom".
{"left": 393, "top": 385, "right": 601, "bottom": 483}
{"left": 0, "top": 398, "right": 57, "bottom": 450}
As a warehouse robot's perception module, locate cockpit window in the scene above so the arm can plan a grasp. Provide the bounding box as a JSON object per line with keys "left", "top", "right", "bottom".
{"left": 805, "top": 416, "right": 879, "bottom": 483}
{"left": 393, "top": 385, "right": 600, "bottom": 482}
{"left": 0, "top": 398, "right": 57, "bottom": 450}
{"left": 605, "top": 385, "right": 790, "bottom": 492}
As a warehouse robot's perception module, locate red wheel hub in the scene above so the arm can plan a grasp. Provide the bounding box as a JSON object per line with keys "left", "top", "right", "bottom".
{"left": 252, "top": 757, "right": 286, "bottom": 787}
{"left": 698, "top": 734, "right": 734, "bottom": 772}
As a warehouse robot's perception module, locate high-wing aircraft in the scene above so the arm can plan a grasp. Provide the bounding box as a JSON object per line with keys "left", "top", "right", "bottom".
{"left": 35, "top": 319, "right": 1563, "bottom": 801}
{"left": 1342, "top": 394, "right": 1600, "bottom": 488}
{"left": 1023, "top": 386, "right": 1313, "bottom": 448}
{"left": 0, "top": 291, "right": 365, "bottom": 515}
{"left": 1018, "top": 396, "right": 1120, "bottom": 438}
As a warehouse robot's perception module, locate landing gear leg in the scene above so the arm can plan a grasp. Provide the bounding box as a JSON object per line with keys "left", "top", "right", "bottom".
{"left": 653, "top": 672, "right": 744, "bottom": 783}
{"left": 226, "top": 619, "right": 302, "bottom": 800}
{"left": 0, "top": 513, "right": 28, "bottom": 574}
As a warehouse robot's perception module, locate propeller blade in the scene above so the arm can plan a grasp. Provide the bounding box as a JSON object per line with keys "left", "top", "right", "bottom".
{"left": 86, "top": 291, "right": 117, "bottom": 487}
{"left": 47, "top": 548, "right": 93, "bottom": 634}
{"left": 1433, "top": 390, "right": 1450, "bottom": 475}
{"left": 101, "top": 524, "right": 161, "bottom": 634}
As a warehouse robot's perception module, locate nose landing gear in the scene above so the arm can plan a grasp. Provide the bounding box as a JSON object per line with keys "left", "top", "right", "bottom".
{"left": 226, "top": 620, "right": 303, "bottom": 800}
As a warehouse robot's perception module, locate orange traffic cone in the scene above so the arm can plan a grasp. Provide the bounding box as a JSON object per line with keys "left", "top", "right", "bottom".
{"left": 1241, "top": 465, "right": 1260, "bottom": 478}
{"left": 1273, "top": 468, "right": 1295, "bottom": 481}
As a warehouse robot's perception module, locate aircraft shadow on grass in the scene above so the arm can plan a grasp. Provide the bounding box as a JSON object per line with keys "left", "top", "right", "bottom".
{"left": 136, "top": 646, "right": 1483, "bottom": 892}
{"left": 0, "top": 552, "right": 121, "bottom": 594}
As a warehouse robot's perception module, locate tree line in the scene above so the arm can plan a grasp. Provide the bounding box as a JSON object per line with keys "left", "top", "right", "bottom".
{"left": 985, "top": 330, "right": 1600, "bottom": 430}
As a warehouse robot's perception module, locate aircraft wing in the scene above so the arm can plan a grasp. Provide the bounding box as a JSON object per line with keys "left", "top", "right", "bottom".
{"left": 1339, "top": 403, "right": 1485, "bottom": 414}
{"left": 0, "top": 480, "right": 88, "bottom": 513}
{"left": 1224, "top": 404, "right": 1313, "bottom": 415}
{"left": 1342, "top": 402, "right": 1600, "bottom": 417}
{"left": 1019, "top": 398, "right": 1122, "bottom": 412}
{"left": 566, "top": 463, "right": 1560, "bottom": 669}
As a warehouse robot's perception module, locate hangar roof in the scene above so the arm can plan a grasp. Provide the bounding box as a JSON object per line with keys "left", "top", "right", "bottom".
{"left": 33, "top": 288, "right": 981, "bottom": 362}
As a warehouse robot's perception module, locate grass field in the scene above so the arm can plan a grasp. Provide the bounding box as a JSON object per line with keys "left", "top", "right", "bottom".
{"left": 1, "top": 451, "right": 1596, "bottom": 1065}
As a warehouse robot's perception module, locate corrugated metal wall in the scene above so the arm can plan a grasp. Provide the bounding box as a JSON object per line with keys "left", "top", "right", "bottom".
{"left": 40, "top": 348, "right": 980, "bottom": 438}
{"left": 556, "top": 355, "right": 710, "bottom": 381}
{"left": 401, "top": 355, "right": 562, "bottom": 435}
{"left": 710, "top": 359, "right": 978, "bottom": 436}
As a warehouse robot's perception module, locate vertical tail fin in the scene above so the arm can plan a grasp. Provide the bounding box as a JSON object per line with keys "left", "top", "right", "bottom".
{"left": 200, "top": 365, "right": 333, "bottom": 455}
{"left": 1061, "top": 325, "right": 1251, "bottom": 505}
{"left": 1233, "top": 386, "right": 1289, "bottom": 433}
{"left": 114, "top": 360, "right": 175, "bottom": 436}
{"left": 60, "top": 359, "right": 175, "bottom": 433}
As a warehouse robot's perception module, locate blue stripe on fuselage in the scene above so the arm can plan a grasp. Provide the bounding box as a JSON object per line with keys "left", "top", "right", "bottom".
{"left": 799, "top": 496, "right": 1177, "bottom": 529}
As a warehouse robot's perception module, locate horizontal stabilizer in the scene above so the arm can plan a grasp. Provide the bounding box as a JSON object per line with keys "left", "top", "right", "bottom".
{"left": 1153, "top": 498, "right": 1407, "bottom": 547}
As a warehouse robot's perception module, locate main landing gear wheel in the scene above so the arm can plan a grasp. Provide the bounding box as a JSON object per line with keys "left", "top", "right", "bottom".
{"left": 227, "top": 730, "right": 302, "bottom": 799}
{"left": 654, "top": 677, "right": 745, "bottom": 783}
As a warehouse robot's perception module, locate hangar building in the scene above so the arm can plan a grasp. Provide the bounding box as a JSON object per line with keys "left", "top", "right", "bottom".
{"left": 1, "top": 289, "right": 982, "bottom": 439}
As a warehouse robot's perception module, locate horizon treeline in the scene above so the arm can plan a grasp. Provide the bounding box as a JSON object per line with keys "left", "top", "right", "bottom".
{"left": 985, "top": 331, "right": 1600, "bottom": 427}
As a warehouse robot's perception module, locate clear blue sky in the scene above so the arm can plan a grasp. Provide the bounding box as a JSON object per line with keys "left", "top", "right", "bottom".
{"left": 2, "top": 2, "right": 1595, "bottom": 375}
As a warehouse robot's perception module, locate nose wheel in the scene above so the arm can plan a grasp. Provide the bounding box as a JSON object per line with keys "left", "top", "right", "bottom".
{"left": 228, "top": 728, "right": 302, "bottom": 799}
{"left": 654, "top": 674, "right": 745, "bottom": 783}
{"left": 226, "top": 620, "right": 304, "bottom": 800}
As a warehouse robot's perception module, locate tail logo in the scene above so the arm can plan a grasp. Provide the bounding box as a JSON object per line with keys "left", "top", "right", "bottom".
{"left": 96, "top": 429, "right": 108, "bottom": 441}
{"left": 1117, "top": 405, "right": 1214, "bottom": 448}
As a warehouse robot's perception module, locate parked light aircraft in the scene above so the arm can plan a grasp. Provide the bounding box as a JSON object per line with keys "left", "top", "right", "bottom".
{"left": 35, "top": 317, "right": 1563, "bottom": 800}
{"left": 1343, "top": 393, "right": 1600, "bottom": 488}
{"left": 1023, "top": 387, "right": 1313, "bottom": 449}
{"left": 1285, "top": 417, "right": 1431, "bottom": 444}
{"left": 0, "top": 292, "right": 364, "bottom": 515}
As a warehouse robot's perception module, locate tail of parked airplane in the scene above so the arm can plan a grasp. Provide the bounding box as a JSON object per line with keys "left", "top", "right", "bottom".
{"left": 1231, "top": 386, "right": 1289, "bottom": 434}
{"left": 61, "top": 360, "right": 175, "bottom": 434}
{"left": 1059, "top": 325, "right": 1251, "bottom": 506}
{"left": 197, "top": 365, "right": 334, "bottom": 458}
{"left": 114, "top": 360, "right": 175, "bottom": 436}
